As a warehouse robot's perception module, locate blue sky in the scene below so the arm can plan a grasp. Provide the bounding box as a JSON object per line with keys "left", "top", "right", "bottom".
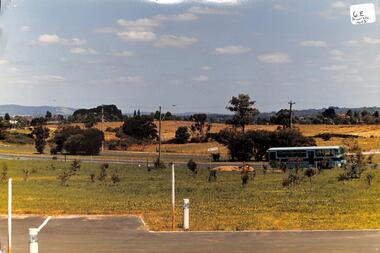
{"left": 0, "top": 0, "right": 379, "bottom": 113}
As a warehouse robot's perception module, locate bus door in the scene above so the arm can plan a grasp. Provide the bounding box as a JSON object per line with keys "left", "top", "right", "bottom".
{"left": 308, "top": 151, "right": 315, "bottom": 165}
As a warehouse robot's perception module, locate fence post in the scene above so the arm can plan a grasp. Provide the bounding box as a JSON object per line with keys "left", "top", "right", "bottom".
{"left": 183, "top": 199, "right": 190, "bottom": 231}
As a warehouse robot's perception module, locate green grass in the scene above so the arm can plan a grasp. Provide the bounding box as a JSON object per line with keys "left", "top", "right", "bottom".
{"left": 1, "top": 159, "right": 380, "bottom": 231}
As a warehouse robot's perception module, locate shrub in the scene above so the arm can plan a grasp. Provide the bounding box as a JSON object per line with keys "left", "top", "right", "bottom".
{"left": 70, "top": 160, "right": 81, "bottom": 176}
{"left": 1, "top": 163, "right": 8, "bottom": 183}
{"left": 304, "top": 168, "right": 318, "bottom": 183}
{"left": 208, "top": 170, "right": 217, "bottom": 182}
{"left": 98, "top": 163, "right": 109, "bottom": 181}
{"left": 175, "top": 126, "right": 190, "bottom": 144}
{"left": 187, "top": 159, "right": 198, "bottom": 175}
{"left": 53, "top": 126, "right": 104, "bottom": 155}
{"left": 111, "top": 171, "right": 121, "bottom": 184}
{"left": 57, "top": 170, "right": 71, "bottom": 186}
{"left": 282, "top": 173, "right": 302, "bottom": 187}
{"left": 366, "top": 173, "right": 375, "bottom": 186}
{"left": 22, "top": 169, "right": 30, "bottom": 182}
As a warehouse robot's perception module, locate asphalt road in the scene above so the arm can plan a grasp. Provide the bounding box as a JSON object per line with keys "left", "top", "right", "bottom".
{"left": 0, "top": 152, "right": 266, "bottom": 168}
{"left": 1, "top": 216, "right": 380, "bottom": 253}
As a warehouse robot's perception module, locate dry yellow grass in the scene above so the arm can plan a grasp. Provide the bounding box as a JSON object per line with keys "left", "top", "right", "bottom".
{"left": 46, "top": 121, "right": 380, "bottom": 154}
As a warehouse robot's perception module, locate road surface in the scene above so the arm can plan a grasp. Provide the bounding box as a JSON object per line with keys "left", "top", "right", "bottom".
{"left": 1, "top": 216, "right": 380, "bottom": 253}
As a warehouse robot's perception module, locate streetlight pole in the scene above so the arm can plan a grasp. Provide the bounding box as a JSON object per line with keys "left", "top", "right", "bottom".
{"left": 288, "top": 101, "right": 296, "bottom": 129}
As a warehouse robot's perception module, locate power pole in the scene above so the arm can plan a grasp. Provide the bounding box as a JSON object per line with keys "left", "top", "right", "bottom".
{"left": 288, "top": 101, "right": 296, "bottom": 129}
{"left": 158, "top": 106, "right": 162, "bottom": 165}
{"left": 101, "top": 105, "right": 104, "bottom": 152}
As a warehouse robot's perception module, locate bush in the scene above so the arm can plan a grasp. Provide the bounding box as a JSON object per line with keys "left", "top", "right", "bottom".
{"left": 98, "top": 163, "right": 109, "bottom": 181}
{"left": 53, "top": 126, "right": 104, "bottom": 155}
{"left": 282, "top": 173, "right": 302, "bottom": 187}
{"left": 187, "top": 159, "right": 198, "bottom": 175}
{"left": 366, "top": 173, "right": 375, "bottom": 186}
{"left": 111, "top": 171, "right": 121, "bottom": 184}
{"left": 304, "top": 168, "right": 318, "bottom": 183}
{"left": 1, "top": 163, "right": 8, "bottom": 183}
{"left": 57, "top": 170, "right": 71, "bottom": 186}
{"left": 175, "top": 126, "right": 190, "bottom": 144}
{"left": 121, "top": 116, "right": 158, "bottom": 140}
{"left": 22, "top": 169, "right": 30, "bottom": 182}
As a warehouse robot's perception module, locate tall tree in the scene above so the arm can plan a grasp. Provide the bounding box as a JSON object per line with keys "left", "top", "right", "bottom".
{"left": 32, "top": 126, "right": 50, "bottom": 154}
{"left": 226, "top": 94, "right": 259, "bottom": 133}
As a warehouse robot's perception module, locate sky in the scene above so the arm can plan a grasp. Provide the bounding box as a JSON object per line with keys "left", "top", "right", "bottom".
{"left": 0, "top": 0, "right": 379, "bottom": 113}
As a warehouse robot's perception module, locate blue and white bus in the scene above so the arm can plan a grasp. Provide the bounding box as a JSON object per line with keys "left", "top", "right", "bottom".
{"left": 267, "top": 146, "right": 345, "bottom": 169}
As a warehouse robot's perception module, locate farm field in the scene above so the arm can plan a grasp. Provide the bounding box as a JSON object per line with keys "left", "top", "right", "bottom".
{"left": 2, "top": 159, "right": 380, "bottom": 231}
{"left": 97, "top": 122, "right": 380, "bottom": 153}
{"left": 1, "top": 123, "right": 379, "bottom": 158}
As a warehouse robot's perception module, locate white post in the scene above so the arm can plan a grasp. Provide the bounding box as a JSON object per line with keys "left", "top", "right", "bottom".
{"left": 29, "top": 216, "right": 51, "bottom": 253}
{"left": 8, "top": 178, "right": 12, "bottom": 253}
{"left": 29, "top": 228, "right": 39, "bottom": 253}
{"left": 172, "top": 164, "right": 175, "bottom": 230}
{"left": 183, "top": 199, "right": 190, "bottom": 230}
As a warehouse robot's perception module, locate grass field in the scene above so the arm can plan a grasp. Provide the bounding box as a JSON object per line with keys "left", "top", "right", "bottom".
{"left": 2, "top": 159, "right": 380, "bottom": 231}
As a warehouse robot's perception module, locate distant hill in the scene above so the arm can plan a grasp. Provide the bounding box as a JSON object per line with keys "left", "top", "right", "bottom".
{"left": 0, "top": 104, "right": 76, "bottom": 116}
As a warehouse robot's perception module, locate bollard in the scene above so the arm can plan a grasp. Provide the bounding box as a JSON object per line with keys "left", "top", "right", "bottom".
{"left": 183, "top": 199, "right": 190, "bottom": 230}
{"left": 28, "top": 217, "right": 51, "bottom": 253}
{"left": 29, "top": 228, "right": 39, "bottom": 253}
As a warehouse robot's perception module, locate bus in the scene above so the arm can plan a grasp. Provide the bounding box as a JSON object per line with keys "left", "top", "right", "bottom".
{"left": 267, "top": 146, "right": 345, "bottom": 169}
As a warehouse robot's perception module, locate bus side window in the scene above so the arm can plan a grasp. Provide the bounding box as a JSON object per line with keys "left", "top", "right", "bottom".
{"left": 270, "top": 152, "right": 276, "bottom": 160}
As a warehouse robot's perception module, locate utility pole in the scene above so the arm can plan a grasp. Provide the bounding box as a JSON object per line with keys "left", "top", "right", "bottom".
{"left": 101, "top": 105, "right": 104, "bottom": 152}
{"left": 158, "top": 106, "right": 162, "bottom": 165}
{"left": 288, "top": 101, "right": 296, "bottom": 129}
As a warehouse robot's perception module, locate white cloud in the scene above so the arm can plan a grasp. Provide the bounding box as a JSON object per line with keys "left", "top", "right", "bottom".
{"left": 111, "top": 50, "right": 135, "bottom": 57}
{"left": 188, "top": 6, "right": 231, "bottom": 15}
{"left": 118, "top": 31, "right": 156, "bottom": 42}
{"left": 363, "top": 36, "right": 380, "bottom": 45}
{"left": 154, "top": 35, "right": 198, "bottom": 47}
{"left": 329, "top": 49, "right": 345, "bottom": 61}
{"left": 36, "top": 34, "right": 87, "bottom": 47}
{"left": 273, "top": 4, "right": 288, "bottom": 11}
{"left": 21, "top": 25, "right": 30, "bottom": 32}
{"left": 32, "top": 75, "right": 65, "bottom": 82}
{"left": 70, "top": 47, "right": 97, "bottom": 55}
{"left": 321, "top": 65, "right": 347, "bottom": 71}
{"left": 0, "top": 59, "right": 8, "bottom": 65}
{"left": 70, "top": 38, "right": 87, "bottom": 46}
{"left": 215, "top": 45, "right": 251, "bottom": 55}
{"left": 38, "top": 34, "right": 60, "bottom": 44}
{"left": 342, "top": 40, "right": 360, "bottom": 47}
{"left": 193, "top": 75, "right": 209, "bottom": 82}
{"left": 117, "top": 18, "right": 160, "bottom": 31}
{"left": 201, "top": 66, "right": 212, "bottom": 71}
{"left": 299, "top": 40, "right": 328, "bottom": 47}
{"left": 331, "top": 1, "right": 347, "bottom": 9}
{"left": 319, "top": 1, "right": 347, "bottom": 19}
{"left": 154, "top": 13, "right": 198, "bottom": 21}
{"left": 147, "top": 0, "right": 242, "bottom": 5}
{"left": 343, "top": 37, "right": 380, "bottom": 47}
{"left": 257, "top": 53, "right": 291, "bottom": 64}
{"left": 375, "top": 54, "right": 380, "bottom": 64}
{"left": 7, "top": 67, "right": 19, "bottom": 73}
